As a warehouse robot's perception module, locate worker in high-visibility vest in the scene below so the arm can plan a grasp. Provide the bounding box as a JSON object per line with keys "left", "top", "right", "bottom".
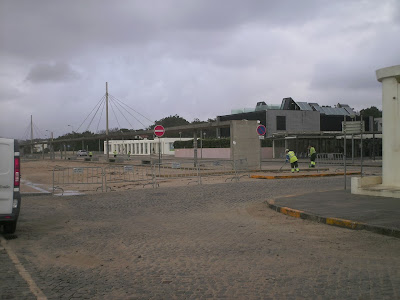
{"left": 285, "top": 149, "right": 299, "bottom": 173}
{"left": 308, "top": 145, "right": 316, "bottom": 168}
{"left": 113, "top": 150, "right": 117, "bottom": 158}
{"left": 89, "top": 151, "right": 93, "bottom": 158}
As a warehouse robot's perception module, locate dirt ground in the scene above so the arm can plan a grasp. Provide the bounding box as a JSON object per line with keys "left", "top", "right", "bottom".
{"left": 5, "top": 173, "right": 399, "bottom": 299}
{"left": 20, "top": 157, "right": 376, "bottom": 196}
{"left": 20, "top": 158, "right": 255, "bottom": 195}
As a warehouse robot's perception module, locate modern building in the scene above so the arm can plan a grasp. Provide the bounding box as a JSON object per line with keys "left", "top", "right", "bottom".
{"left": 217, "top": 98, "right": 381, "bottom": 158}
{"left": 218, "top": 98, "right": 360, "bottom": 137}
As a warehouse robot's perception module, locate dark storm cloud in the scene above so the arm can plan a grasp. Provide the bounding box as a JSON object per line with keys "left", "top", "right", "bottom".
{"left": 0, "top": 0, "right": 398, "bottom": 139}
{"left": 25, "top": 62, "right": 80, "bottom": 83}
{"left": 0, "top": 0, "right": 329, "bottom": 60}
{"left": 310, "top": 23, "right": 400, "bottom": 92}
{"left": 310, "top": 61, "right": 379, "bottom": 90}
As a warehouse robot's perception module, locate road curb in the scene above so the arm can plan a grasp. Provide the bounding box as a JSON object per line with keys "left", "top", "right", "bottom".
{"left": 252, "top": 172, "right": 361, "bottom": 180}
{"left": 265, "top": 200, "right": 400, "bottom": 238}
{"left": 21, "top": 192, "right": 52, "bottom": 197}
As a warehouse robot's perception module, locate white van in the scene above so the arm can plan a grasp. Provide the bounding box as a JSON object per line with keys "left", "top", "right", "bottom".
{"left": 0, "top": 138, "right": 21, "bottom": 234}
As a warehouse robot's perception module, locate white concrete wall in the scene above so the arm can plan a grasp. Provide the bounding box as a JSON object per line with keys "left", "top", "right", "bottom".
{"left": 376, "top": 65, "right": 400, "bottom": 187}
{"left": 104, "top": 138, "right": 191, "bottom": 156}
{"left": 231, "top": 120, "right": 260, "bottom": 169}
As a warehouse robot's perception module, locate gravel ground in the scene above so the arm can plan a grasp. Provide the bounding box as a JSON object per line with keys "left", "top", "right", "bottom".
{"left": 2, "top": 175, "right": 399, "bottom": 299}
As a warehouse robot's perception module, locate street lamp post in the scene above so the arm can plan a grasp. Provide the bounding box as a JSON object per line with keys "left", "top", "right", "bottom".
{"left": 201, "top": 131, "right": 206, "bottom": 159}
{"left": 67, "top": 125, "right": 75, "bottom": 154}
{"left": 46, "top": 130, "right": 54, "bottom": 160}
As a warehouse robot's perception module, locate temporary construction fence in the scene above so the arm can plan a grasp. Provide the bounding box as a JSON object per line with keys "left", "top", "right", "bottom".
{"left": 103, "top": 165, "right": 155, "bottom": 191}
{"left": 198, "top": 160, "right": 237, "bottom": 182}
{"left": 151, "top": 158, "right": 250, "bottom": 186}
{"left": 52, "top": 165, "right": 104, "bottom": 195}
{"left": 52, "top": 159, "right": 251, "bottom": 194}
{"left": 152, "top": 161, "right": 201, "bottom": 185}
{"left": 316, "top": 153, "right": 344, "bottom": 165}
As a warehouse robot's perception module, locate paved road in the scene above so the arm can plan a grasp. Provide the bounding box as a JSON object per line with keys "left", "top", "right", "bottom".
{"left": 2, "top": 177, "right": 400, "bottom": 299}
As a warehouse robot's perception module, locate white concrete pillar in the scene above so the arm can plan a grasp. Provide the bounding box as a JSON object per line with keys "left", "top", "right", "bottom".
{"left": 376, "top": 65, "right": 400, "bottom": 187}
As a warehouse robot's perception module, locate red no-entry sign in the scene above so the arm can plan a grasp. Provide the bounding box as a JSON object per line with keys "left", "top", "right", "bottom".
{"left": 154, "top": 125, "right": 165, "bottom": 137}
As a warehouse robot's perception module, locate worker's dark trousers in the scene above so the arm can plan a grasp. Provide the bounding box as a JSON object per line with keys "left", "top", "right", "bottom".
{"left": 291, "top": 161, "right": 299, "bottom": 173}
{"left": 310, "top": 153, "right": 316, "bottom": 167}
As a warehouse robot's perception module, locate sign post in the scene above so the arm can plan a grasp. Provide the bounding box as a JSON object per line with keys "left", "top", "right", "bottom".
{"left": 257, "top": 125, "right": 266, "bottom": 170}
{"left": 154, "top": 125, "right": 165, "bottom": 166}
{"left": 342, "top": 119, "right": 364, "bottom": 179}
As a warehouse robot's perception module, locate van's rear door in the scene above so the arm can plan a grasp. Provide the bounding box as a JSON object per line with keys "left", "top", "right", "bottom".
{"left": 0, "top": 138, "right": 13, "bottom": 215}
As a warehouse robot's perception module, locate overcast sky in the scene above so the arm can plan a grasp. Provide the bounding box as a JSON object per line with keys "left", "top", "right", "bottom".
{"left": 1, "top": 0, "right": 399, "bottom": 139}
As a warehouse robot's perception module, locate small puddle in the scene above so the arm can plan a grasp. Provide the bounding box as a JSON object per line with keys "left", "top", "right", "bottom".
{"left": 54, "top": 190, "right": 85, "bottom": 196}
{"left": 21, "top": 180, "right": 51, "bottom": 194}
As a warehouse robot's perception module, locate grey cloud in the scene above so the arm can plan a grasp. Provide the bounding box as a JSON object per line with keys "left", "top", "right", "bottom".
{"left": 0, "top": 0, "right": 329, "bottom": 60}
{"left": 25, "top": 62, "right": 80, "bottom": 83}
{"left": 0, "top": 0, "right": 398, "bottom": 139}
{"left": 310, "top": 61, "right": 379, "bottom": 90}
{"left": 0, "top": 84, "right": 24, "bottom": 101}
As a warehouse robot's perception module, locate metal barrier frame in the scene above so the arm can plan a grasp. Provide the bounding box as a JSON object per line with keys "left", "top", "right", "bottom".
{"left": 103, "top": 164, "right": 156, "bottom": 191}
{"left": 52, "top": 165, "right": 104, "bottom": 195}
{"left": 316, "top": 153, "right": 344, "bottom": 165}
{"left": 51, "top": 159, "right": 252, "bottom": 194}
{"left": 152, "top": 162, "right": 201, "bottom": 186}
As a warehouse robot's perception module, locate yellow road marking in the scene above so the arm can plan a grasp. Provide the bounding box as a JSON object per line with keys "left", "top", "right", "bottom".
{"left": 0, "top": 236, "right": 47, "bottom": 300}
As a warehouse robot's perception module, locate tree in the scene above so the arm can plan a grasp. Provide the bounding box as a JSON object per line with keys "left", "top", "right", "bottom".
{"left": 148, "top": 115, "right": 190, "bottom": 129}
{"left": 360, "top": 106, "right": 382, "bottom": 118}
{"left": 191, "top": 118, "right": 204, "bottom": 124}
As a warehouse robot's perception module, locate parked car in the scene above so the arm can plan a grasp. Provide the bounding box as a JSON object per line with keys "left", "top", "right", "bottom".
{"left": 77, "top": 150, "right": 88, "bottom": 156}
{"left": 0, "top": 138, "right": 21, "bottom": 234}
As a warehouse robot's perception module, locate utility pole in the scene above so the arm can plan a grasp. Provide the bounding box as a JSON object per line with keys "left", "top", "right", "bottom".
{"left": 344, "top": 116, "right": 347, "bottom": 190}
{"left": 30, "top": 115, "right": 33, "bottom": 154}
{"left": 106, "top": 82, "right": 109, "bottom": 160}
{"left": 51, "top": 131, "right": 54, "bottom": 161}
{"left": 360, "top": 114, "right": 363, "bottom": 177}
{"left": 193, "top": 131, "right": 198, "bottom": 167}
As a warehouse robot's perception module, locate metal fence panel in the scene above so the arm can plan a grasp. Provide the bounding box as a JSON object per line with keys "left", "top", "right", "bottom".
{"left": 152, "top": 161, "right": 201, "bottom": 186}
{"left": 316, "top": 153, "right": 344, "bottom": 165}
{"left": 52, "top": 165, "right": 104, "bottom": 195}
{"left": 198, "top": 158, "right": 249, "bottom": 182}
{"left": 104, "top": 165, "right": 155, "bottom": 190}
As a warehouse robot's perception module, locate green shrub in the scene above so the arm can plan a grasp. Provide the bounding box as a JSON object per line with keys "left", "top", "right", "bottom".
{"left": 173, "top": 138, "right": 272, "bottom": 149}
{"left": 174, "top": 138, "right": 231, "bottom": 149}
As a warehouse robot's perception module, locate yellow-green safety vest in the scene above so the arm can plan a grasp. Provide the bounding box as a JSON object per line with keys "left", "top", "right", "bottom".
{"left": 309, "top": 147, "right": 316, "bottom": 155}
{"left": 287, "top": 151, "right": 298, "bottom": 163}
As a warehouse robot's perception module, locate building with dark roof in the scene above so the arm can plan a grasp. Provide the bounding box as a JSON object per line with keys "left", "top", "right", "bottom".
{"left": 217, "top": 97, "right": 380, "bottom": 158}
{"left": 219, "top": 97, "right": 359, "bottom": 137}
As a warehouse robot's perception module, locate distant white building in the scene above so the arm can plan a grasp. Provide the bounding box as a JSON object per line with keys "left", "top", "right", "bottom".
{"left": 375, "top": 118, "right": 383, "bottom": 131}
{"left": 33, "top": 143, "right": 48, "bottom": 152}
{"left": 104, "top": 138, "right": 192, "bottom": 156}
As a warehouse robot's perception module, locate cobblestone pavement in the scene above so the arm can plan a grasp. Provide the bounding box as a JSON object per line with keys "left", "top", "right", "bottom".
{"left": 2, "top": 177, "right": 400, "bottom": 299}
